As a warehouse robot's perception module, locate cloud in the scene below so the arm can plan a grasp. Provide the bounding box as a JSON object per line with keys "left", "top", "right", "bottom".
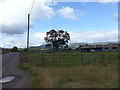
{"left": 57, "top": 7, "right": 83, "bottom": 20}
{"left": 33, "top": 30, "right": 118, "bottom": 45}
{"left": 1, "top": 32, "right": 46, "bottom": 48}
{"left": 32, "top": 32, "right": 46, "bottom": 46}
{"left": 2, "top": 22, "right": 27, "bottom": 34}
{"left": 33, "top": 32, "right": 46, "bottom": 40}
{"left": 1, "top": 0, "right": 85, "bottom": 35}
{"left": 69, "top": 30, "right": 118, "bottom": 43}
{"left": 0, "top": 0, "right": 56, "bottom": 35}
{"left": 1, "top": 0, "right": 116, "bottom": 35}
{"left": 1, "top": 35, "right": 27, "bottom": 48}
{"left": 1, "top": 30, "right": 118, "bottom": 48}
{"left": 31, "top": 1, "right": 55, "bottom": 20}
{"left": 1, "top": 32, "right": 47, "bottom": 48}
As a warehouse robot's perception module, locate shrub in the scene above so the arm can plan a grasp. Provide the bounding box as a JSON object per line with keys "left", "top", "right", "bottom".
{"left": 12, "top": 46, "right": 19, "bottom": 52}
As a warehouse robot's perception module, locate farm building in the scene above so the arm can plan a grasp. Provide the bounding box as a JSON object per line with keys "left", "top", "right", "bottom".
{"left": 78, "top": 43, "right": 119, "bottom": 52}
{"left": 103, "top": 43, "right": 119, "bottom": 51}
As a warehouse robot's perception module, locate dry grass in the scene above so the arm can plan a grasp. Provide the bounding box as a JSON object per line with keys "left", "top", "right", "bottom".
{"left": 19, "top": 51, "right": 118, "bottom": 88}
{"left": 19, "top": 61, "right": 118, "bottom": 88}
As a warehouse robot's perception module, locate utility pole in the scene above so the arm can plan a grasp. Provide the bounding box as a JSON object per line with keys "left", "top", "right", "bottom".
{"left": 27, "top": 14, "right": 30, "bottom": 50}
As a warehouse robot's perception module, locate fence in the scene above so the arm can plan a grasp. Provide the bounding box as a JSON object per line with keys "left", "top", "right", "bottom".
{"left": 19, "top": 51, "right": 29, "bottom": 62}
{"left": 20, "top": 51, "right": 118, "bottom": 66}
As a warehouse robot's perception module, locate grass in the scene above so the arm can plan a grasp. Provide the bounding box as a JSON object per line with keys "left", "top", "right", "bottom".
{"left": 19, "top": 51, "right": 118, "bottom": 88}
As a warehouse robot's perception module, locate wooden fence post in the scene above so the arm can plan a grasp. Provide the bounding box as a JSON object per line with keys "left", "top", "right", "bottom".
{"left": 94, "top": 55, "right": 97, "bottom": 65}
{"left": 25, "top": 51, "right": 28, "bottom": 62}
{"left": 82, "top": 53, "right": 84, "bottom": 64}
{"left": 109, "top": 54, "right": 112, "bottom": 64}
{"left": 101, "top": 54, "right": 104, "bottom": 64}
{"left": 19, "top": 52, "right": 22, "bottom": 61}
{"left": 42, "top": 52, "right": 44, "bottom": 66}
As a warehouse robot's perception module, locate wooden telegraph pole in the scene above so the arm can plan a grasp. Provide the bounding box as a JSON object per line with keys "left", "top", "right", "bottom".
{"left": 27, "top": 14, "right": 30, "bottom": 50}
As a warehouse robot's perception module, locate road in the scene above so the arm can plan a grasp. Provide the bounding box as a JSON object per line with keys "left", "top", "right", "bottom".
{"left": 2, "top": 52, "right": 18, "bottom": 73}
{"left": 2, "top": 52, "right": 31, "bottom": 88}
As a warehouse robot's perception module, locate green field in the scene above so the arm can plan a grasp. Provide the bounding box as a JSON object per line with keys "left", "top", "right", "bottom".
{"left": 19, "top": 51, "right": 118, "bottom": 88}
{"left": 24, "top": 51, "right": 118, "bottom": 66}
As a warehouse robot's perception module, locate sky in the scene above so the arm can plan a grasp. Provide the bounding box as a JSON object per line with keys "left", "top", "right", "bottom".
{"left": 0, "top": 0, "right": 119, "bottom": 48}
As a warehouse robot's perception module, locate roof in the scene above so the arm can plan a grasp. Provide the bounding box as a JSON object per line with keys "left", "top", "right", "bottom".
{"left": 81, "top": 46, "right": 91, "bottom": 48}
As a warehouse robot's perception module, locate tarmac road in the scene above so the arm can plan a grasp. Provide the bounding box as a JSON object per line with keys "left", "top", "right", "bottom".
{"left": 2, "top": 52, "right": 31, "bottom": 88}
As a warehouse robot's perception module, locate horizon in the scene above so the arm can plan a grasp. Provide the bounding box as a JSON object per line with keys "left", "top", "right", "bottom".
{"left": 1, "top": 41, "right": 118, "bottom": 49}
{"left": 0, "top": 1, "right": 118, "bottom": 48}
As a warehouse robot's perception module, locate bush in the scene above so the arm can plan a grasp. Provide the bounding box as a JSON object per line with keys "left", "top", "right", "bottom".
{"left": 12, "top": 46, "right": 19, "bottom": 52}
{"left": 23, "top": 48, "right": 28, "bottom": 51}
{"left": 76, "top": 48, "right": 79, "bottom": 50}
{"left": 67, "top": 48, "right": 72, "bottom": 50}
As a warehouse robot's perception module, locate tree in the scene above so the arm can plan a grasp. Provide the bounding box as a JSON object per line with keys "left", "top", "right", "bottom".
{"left": 44, "top": 29, "right": 70, "bottom": 49}
{"left": 12, "top": 46, "right": 19, "bottom": 52}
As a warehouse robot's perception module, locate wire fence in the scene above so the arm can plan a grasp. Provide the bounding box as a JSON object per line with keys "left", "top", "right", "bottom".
{"left": 20, "top": 51, "right": 119, "bottom": 66}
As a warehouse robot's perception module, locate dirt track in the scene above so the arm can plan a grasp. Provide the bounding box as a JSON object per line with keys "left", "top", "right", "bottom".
{"left": 2, "top": 52, "right": 31, "bottom": 88}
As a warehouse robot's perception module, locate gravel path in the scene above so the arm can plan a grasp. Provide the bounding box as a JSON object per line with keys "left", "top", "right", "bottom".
{"left": 2, "top": 52, "right": 31, "bottom": 88}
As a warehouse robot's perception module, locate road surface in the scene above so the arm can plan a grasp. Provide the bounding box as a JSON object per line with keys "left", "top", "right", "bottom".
{"left": 2, "top": 52, "right": 31, "bottom": 88}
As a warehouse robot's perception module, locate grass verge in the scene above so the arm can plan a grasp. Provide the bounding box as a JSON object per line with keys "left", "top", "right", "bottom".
{"left": 19, "top": 51, "right": 118, "bottom": 88}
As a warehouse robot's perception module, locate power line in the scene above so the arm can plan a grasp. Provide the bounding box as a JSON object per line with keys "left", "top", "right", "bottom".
{"left": 29, "top": 0, "right": 36, "bottom": 14}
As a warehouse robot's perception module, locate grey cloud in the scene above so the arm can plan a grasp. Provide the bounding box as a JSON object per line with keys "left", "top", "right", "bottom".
{"left": 2, "top": 22, "right": 27, "bottom": 34}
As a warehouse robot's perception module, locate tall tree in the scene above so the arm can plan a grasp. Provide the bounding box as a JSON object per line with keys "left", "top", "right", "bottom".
{"left": 44, "top": 29, "right": 70, "bottom": 49}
